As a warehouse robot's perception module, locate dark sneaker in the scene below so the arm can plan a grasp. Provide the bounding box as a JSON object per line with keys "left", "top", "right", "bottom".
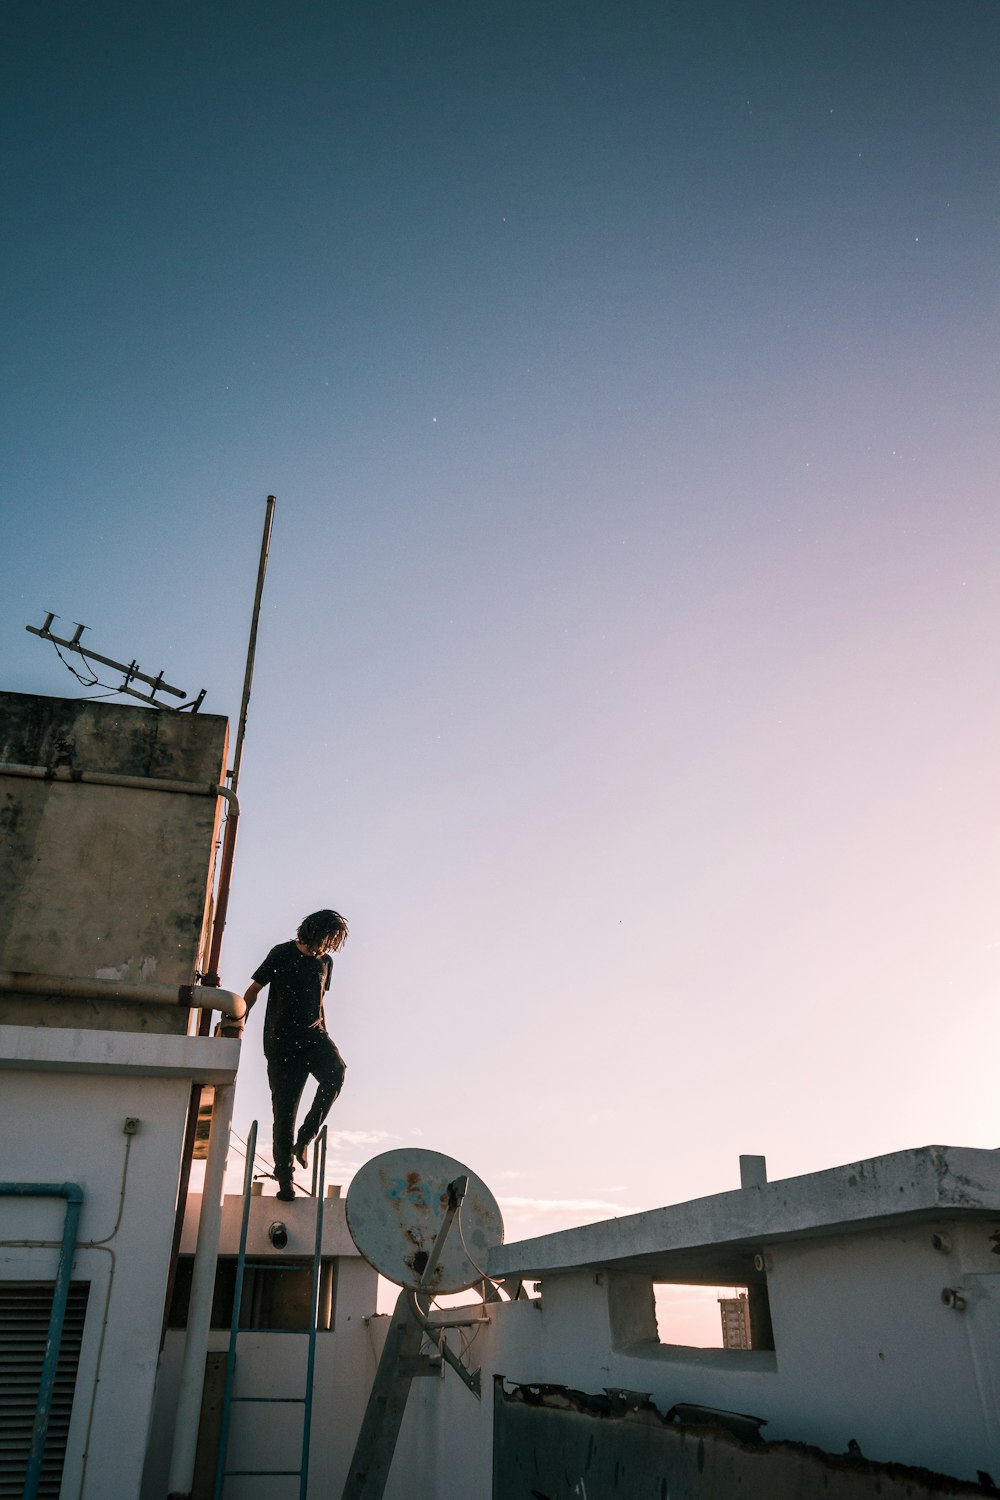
{"left": 276, "top": 1178, "right": 295, "bottom": 1202}
{"left": 294, "top": 1139, "right": 310, "bottom": 1170}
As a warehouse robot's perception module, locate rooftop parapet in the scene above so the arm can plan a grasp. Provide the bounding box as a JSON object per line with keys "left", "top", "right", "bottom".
{"left": 0, "top": 690, "right": 231, "bottom": 1034}
{"left": 487, "top": 1144, "right": 1000, "bottom": 1284}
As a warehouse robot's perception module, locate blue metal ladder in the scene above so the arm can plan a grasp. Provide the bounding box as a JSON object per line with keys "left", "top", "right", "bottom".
{"left": 212, "top": 1120, "right": 327, "bottom": 1499}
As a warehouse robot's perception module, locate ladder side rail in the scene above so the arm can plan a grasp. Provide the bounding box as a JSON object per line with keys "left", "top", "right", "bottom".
{"left": 300, "top": 1125, "right": 327, "bottom": 1500}
{"left": 212, "top": 1118, "right": 258, "bottom": 1500}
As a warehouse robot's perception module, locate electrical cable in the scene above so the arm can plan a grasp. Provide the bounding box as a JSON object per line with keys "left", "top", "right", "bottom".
{"left": 459, "top": 1317, "right": 485, "bottom": 1358}
{"left": 51, "top": 639, "right": 103, "bottom": 688}
{"left": 230, "top": 1127, "right": 274, "bottom": 1177}
{"left": 228, "top": 1128, "right": 311, "bottom": 1195}
{"left": 455, "top": 1199, "right": 499, "bottom": 1289}
{"left": 48, "top": 636, "right": 170, "bottom": 706}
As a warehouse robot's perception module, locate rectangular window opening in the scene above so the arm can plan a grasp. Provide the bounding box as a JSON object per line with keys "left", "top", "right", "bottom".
{"left": 167, "top": 1256, "right": 337, "bottom": 1332}
{"left": 654, "top": 1283, "right": 754, "bottom": 1349}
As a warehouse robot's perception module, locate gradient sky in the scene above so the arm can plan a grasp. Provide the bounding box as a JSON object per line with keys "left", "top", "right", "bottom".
{"left": 4, "top": 1, "right": 1000, "bottom": 1338}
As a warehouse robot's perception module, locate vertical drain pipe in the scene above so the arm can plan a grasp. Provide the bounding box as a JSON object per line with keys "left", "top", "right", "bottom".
{"left": 166, "top": 1079, "right": 236, "bottom": 1500}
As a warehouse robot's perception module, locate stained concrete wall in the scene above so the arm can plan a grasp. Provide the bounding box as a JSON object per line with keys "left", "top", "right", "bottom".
{"left": 492, "top": 1385, "right": 993, "bottom": 1500}
{"left": 0, "top": 692, "right": 228, "bottom": 1033}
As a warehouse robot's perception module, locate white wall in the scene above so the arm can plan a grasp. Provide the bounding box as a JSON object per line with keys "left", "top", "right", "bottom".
{"left": 379, "top": 1218, "right": 1000, "bottom": 1495}
{"left": 0, "top": 1029, "right": 239, "bottom": 1500}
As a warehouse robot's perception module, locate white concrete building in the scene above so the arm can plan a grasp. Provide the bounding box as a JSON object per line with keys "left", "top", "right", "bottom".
{"left": 0, "top": 1027, "right": 240, "bottom": 1500}
{"left": 478, "top": 1143, "right": 1000, "bottom": 1493}
{"left": 0, "top": 691, "right": 243, "bottom": 1500}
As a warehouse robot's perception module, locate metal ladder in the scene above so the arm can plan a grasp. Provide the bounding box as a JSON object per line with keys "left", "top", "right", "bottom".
{"left": 212, "top": 1119, "right": 328, "bottom": 1499}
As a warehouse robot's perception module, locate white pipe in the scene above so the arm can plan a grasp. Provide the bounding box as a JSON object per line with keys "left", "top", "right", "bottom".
{"left": 0, "top": 971, "right": 246, "bottom": 1020}
{"left": 167, "top": 1078, "right": 235, "bottom": 1498}
{"left": 0, "top": 761, "right": 239, "bottom": 811}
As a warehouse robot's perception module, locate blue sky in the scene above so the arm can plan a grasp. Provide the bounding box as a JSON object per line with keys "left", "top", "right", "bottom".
{"left": 4, "top": 3, "right": 1000, "bottom": 1310}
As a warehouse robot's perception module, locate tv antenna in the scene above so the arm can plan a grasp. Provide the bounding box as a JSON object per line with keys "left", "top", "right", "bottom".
{"left": 25, "top": 612, "right": 206, "bottom": 711}
{"left": 341, "top": 1148, "right": 504, "bottom": 1500}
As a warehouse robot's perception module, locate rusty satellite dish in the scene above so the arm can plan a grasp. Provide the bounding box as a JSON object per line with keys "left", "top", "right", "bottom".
{"left": 345, "top": 1148, "right": 503, "bottom": 1294}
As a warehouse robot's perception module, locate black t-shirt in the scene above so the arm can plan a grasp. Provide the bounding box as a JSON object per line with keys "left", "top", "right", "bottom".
{"left": 252, "top": 941, "right": 332, "bottom": 1054}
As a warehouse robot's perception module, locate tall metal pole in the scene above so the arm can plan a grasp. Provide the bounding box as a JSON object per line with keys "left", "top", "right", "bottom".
{"left": 230, "top": 494, "right": 276, "bottom": 796}
{"left": 202, "top": 493, "right": 275, "bottom": 987}
{"left": 162, "top": 497, "right": 276, "bottom": 1348}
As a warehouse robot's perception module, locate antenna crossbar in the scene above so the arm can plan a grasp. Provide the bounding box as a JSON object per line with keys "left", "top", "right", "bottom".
{"left": 27, "top": 617, "right": 186, "bottom": 697}
{"left": 26, "top": 613, "right": 203, "bottom": 710}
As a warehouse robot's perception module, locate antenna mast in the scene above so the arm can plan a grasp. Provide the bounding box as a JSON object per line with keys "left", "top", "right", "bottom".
{"left": 201, "top": 495, "right": 276, "bottom": 987}
{"left": 229, "top": 493, "right": 276, "bottom": 796}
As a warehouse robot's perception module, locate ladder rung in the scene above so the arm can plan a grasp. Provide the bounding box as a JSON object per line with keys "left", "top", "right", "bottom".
{"left": 230, "top": 1395, "right": 305, "bottom": 1403}
{"left": 243, "top": 1260, "right": 313, "bottom": 1270}
{"left": 236, "top": 1325, "right": 312, "bottom": 1335}
{"left": 225, "top": 1469, "right": 302, "bottom": 1477}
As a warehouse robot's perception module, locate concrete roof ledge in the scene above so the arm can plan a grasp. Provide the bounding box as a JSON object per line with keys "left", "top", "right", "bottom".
{"left": 0, "top": 1023, "right": 241, "bottom": 1084}
{"left": 487, "top": 1145, "right": 1000, "bottom": 1279}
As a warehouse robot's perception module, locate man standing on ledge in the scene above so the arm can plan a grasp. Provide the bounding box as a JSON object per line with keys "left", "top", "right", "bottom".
{"left": 243, "top": 909, "right": 349, "bottom": 1201}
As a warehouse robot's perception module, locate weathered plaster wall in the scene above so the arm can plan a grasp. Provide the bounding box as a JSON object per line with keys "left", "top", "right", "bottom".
{"left": 760, "top": 1225, "right": 1000, "bottom": 1476}
{"left": 0, "top": 692, "right": 229, "bottom": 1032}
{"left": 492, "top": 1385, "right": 992, "bottom": 1500}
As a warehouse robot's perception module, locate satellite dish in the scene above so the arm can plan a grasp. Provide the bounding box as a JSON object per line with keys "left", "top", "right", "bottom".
{"left": 345, "top": 1148, "right": 503, "bottom": 1294}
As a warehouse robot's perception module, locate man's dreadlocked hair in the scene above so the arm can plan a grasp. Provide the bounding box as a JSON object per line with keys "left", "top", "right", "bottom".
{"left": 297, "top": 909, "right": 349, "bottom": 952}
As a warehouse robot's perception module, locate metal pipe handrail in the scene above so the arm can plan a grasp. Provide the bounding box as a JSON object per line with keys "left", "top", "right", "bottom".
{"left": 0, "top": 971, "right": 246, "bottom": 1020}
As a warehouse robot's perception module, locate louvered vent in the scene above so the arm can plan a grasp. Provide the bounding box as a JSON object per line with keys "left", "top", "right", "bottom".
{"left": 0, "top": 1281, "right": 90, "bottom": 1499}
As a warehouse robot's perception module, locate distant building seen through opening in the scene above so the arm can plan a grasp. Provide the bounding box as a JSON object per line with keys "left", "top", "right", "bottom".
{"left": 653, "top": 1284, "right": 752, "bottom": 1349}
{"left": 719, "top": 1291, "right": 752, "bottom": 1349}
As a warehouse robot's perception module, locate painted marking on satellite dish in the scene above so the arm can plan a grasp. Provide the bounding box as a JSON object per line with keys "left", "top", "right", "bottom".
{"left": 345, "top": 1147, "right": 503, "bottom": 1294}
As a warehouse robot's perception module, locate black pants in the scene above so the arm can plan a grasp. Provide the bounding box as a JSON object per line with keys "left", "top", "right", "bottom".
{"left": 266, "top": 1032, "right": 346, "bottom": 1175}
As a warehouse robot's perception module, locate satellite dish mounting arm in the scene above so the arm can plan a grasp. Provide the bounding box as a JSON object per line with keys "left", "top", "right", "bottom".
{"left": 405, "top": 1175, "right": 483, "bottom": 1397}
